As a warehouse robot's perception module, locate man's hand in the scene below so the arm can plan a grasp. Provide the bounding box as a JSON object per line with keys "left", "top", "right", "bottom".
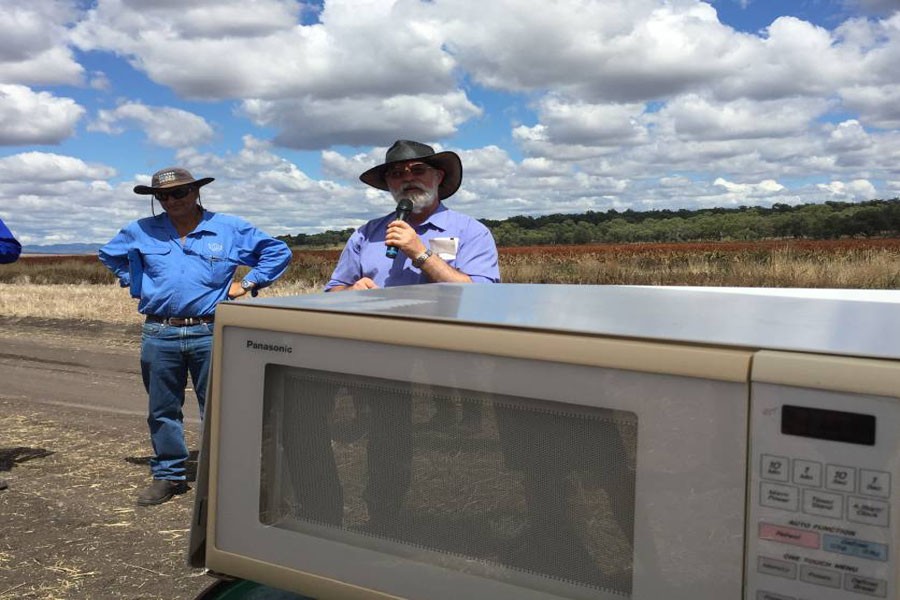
{"left": 349, "top": 277, "right": 379, "bottom": 290}
{"left": 386, "top": 220, "right": 427, "bottom": 258}
{"left": 227, "top": 280, "right": 247, "bottom": 299}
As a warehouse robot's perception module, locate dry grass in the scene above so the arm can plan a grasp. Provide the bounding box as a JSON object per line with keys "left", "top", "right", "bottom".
{"left": 500, "top": 244, "right": 900, "bottom": 288}
{"left": 1, "top": 242, "right": 897, "bottom": 325}
{"left": 0, "top": 281, "right": 320, "bottom": 325}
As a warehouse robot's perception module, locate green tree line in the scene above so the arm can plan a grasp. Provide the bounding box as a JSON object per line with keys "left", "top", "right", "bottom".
{"left": 279, "top": 198, "right": 900, "bottom": 248}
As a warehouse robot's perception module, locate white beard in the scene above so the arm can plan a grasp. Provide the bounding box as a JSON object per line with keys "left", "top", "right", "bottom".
{"left": 392, "top": 183, "right": 438, "bottom": 213}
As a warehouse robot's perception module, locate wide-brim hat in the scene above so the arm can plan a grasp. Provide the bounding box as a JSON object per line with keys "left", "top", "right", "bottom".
{"left": 134, "top": 167, "right": 214, "bottom": 195}
{"left": 359, "top": 140, "right": 462, "bottom": 200}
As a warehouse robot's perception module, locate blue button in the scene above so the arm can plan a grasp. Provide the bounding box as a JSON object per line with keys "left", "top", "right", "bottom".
{"left": 822, "top": 535, "right": 888, "bottom": 562}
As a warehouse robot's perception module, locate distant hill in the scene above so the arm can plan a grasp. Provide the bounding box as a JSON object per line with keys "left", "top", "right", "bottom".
{"left": 23, "top": 243, "right": 100, "bottom": 255}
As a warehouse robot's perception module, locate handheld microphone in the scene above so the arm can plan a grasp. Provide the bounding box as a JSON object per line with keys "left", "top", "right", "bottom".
{"left": 385, "top": 198, "right": 414, "bottom": 258}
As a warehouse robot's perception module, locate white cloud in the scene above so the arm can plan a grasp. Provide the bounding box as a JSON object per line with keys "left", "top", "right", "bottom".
{"left": 884, "top": 179, "right": 900, "bottom": 197}
{"left": 70, "top": 0, "right": 456, "bottom": 100}
{"left": 0, "top": 1, "right": 83, "bottom": 86}
{"left": 839, "top": 84, "right": 900, "bottom": 129}
{"left": 3, "top": 0, "right": 900, "bottom": 245}
{"left": 0, "top": 153, "right": 119, "bottom": 245}
{"left": 847, "top": 0, "right": 900, "bottom": 16}
{"left": 88, "top": 102, "right": 215, "bottom": 148}
{"left": 526, "top": 97, "right": 649, "bottom": 146}
{"left": 89, "top": 71, "right": 111, "bottom": 91}
{"left": 714, "top": 177, "right": 786, "bottom": 195}
{"left": 438, "top": 0, "right": 736, "bottom": 100}
{"left": 0, "top": 151, "right": 115, "bottom": 185}
{"left": 826, "top": 119, "right": 871, "bottom": 152}
{"left": 653, "top": 95, "right": 829, "bottom": 141}
{"left": 0, "top": 85, "right": 85, "bottom": 145}
{"left": 817, "top": 178, "right": 878, "bottom": 200}
{"left": 241, "top": 92, "right": 481, "bottom": 149}
{"left": 659, "top": 175, "right": 693, "bottom": 188}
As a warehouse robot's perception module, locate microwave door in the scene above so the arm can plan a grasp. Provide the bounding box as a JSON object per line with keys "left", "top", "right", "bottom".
{"left": 747, "top": 351, "right": 900, "bottom": 600}
{"left": 206, "top": 309, "right": 752, "bottom": 600}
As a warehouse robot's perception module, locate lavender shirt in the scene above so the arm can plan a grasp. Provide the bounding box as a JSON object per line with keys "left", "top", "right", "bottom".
{"left": 325, "top": 203, "right": 500, "bottom": 289}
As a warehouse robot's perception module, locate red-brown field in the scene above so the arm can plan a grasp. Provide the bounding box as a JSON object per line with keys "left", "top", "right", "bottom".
{"left": 499, "top": 238, "right": 900, "bottom": 256}
{"left": 8, "top": 238, "right": 900, "bottom": 289}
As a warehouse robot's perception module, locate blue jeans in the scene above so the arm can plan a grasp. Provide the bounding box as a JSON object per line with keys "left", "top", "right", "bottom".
{"left": 140, "top": 321, "right": 212, "bottom": 480}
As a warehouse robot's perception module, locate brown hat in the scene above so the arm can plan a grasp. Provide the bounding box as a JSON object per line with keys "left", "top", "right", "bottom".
{"left": 359, "top": 140, "right": 462, "bottom": 200}
{"left": 133, "top": 167, "right": 214, "bottom": 195}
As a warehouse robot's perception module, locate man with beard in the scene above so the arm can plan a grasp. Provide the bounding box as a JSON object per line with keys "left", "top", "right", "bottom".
{"left": 326, "top": 139, "right": 499, "bottom": 291}
{"left": 319, "top": 140, "right": 499, "bottom": 529}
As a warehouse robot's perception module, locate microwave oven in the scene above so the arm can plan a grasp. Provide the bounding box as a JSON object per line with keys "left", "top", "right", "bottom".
{"left": 189, "top": 283, "right": 900, "bottom": 600}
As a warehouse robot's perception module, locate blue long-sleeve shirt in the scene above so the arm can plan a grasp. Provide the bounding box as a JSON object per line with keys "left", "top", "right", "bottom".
{"left": 326, "top": 203, "right": 499, "bottom": 289}
{"left": 99, "top": 210, "right": 291, "bottom": 317}
{"left": 0, "top": 218, "right": 21, "bottom": 264}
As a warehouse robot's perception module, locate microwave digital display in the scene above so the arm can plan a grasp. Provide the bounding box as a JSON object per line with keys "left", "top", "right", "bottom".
{"left": 781, "top": 404, "right": 876, "bottom": 445}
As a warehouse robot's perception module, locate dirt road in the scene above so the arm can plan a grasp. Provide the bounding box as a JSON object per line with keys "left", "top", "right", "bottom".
{"left": 0, "top": 317, "right": 211, "bottom": 599}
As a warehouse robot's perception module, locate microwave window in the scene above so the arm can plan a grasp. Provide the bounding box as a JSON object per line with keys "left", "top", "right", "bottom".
{"left": 781, "top": 404, "right": 876, "bottom": 446}
{"left": 260, "top": 364, "right": 638, "bottom": 597}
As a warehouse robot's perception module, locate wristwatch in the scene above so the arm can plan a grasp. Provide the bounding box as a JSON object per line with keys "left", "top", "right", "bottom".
{"left": 240, "top": 279, "right": 259, "bottom": 297}
{"left": 412, "top": 249, "right": 433, "bottom": 268}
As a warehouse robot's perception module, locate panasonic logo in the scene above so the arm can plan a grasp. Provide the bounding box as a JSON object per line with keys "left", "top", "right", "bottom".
{"left": 246, "top": 340, "right": 293, "bottom": 354}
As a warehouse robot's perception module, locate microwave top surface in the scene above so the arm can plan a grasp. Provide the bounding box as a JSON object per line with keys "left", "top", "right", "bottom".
{"left": 235, "top": 284, "right": 900, "bottom": 361}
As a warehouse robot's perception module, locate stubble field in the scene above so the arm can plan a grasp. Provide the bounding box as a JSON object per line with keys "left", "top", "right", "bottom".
{"left": 0, "top": 239, "right": 897, "bottom": 599}
{"left": 2, "top": 239, "right": 898, "bottom": 323}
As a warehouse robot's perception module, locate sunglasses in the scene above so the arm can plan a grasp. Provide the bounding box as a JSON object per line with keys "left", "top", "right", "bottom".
{"left": 154, "top": 186, "right": 194, "bottom": 202}
{"left": 384, "top": 163, "right": 434, "bottom": 180}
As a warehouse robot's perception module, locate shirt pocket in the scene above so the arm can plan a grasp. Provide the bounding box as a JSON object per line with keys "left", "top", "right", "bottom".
{"left": 197, "top": 247, "right": 238, "bottom": 286}
{"left": 139, "top": 245, "right": 171, "bottom": 278}
{"left": 429, "top": 237, "right": 458, "bottom": 261}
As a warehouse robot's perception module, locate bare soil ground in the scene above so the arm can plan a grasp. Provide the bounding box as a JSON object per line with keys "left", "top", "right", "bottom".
{"left": 0, "top": 317, "right": 214, "bottom": 600}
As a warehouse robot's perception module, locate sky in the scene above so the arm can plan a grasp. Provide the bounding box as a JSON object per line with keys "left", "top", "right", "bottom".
{"left": 1, "top": 0, "right": 899, "bottom": 247}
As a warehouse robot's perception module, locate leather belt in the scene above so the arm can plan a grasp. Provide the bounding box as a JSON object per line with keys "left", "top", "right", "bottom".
{"left": 146, "top": 315, "right": 215, "bottom": 326}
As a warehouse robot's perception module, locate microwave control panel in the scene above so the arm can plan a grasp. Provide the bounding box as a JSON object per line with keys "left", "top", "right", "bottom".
{"left": 746, "top": 383, "right": 899, "bottom": 600}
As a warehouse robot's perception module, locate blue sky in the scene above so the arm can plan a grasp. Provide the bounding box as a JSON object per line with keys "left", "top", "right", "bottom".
{"left": 1, "top": 0, "right": 899, "bottom": 246}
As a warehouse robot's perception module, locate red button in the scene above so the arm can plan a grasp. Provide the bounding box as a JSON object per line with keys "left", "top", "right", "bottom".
{"left": 759, "top": 523, "right": 820, "bottom": 549}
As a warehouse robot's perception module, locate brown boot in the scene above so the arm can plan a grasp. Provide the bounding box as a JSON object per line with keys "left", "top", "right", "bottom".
{"left": 136, "top": 479, "right": 188, "bottom": 506}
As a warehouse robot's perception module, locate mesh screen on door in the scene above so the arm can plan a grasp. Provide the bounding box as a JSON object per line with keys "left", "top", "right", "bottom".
{"left": 260, "top": 364, "right": 637, "bottom": 597}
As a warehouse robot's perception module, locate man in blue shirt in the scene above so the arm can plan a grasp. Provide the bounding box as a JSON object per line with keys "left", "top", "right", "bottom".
{"left": 100, "top": 167, "right": 291, "bottom": 506}
{"left": 326, "top": 140, "right": 499, "bottom": 290}
{"left": 324, "top": 140, "right": 499, "bottom": 528}
{"left": 0, "top": 217, "right": 21, "bottom": 264}
{"left": 0, "top": 216, "right": 20, "bottom": 491}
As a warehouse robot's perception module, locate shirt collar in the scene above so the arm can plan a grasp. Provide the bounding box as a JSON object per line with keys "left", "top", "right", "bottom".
{"left": 416, "top": 202, "right": 449, "bottom": 232}
{"left": 151, "top": 210, "right": 215, "bottom": 235}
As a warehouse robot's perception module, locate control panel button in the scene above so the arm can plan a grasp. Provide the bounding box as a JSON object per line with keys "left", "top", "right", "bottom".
{"left": 826, "top": 464, "right": 856, "bottom": 493}
{"left": 756, "top": 591, "right": 795, "bottom": 600}
{"left": 762, "top": 454, "right": 790, "bottom": 482}
{"left": 759, "top": 523, "right": 820, "bottom": 549}
{"left": 822, "top": 535, "right": 888, "bottom": 562}
{"left": 799, "top": 565, "right": 841, "bottom": 589}
{"left": 844, "top": 574, "right": 887, "bottom": 597}
{"left": 859, "top": 470, "right": 891, "bottom": 499}
{"left": 760, "top": 482, "right": 799, "bottom": 511}
{"left": 757, "top": 556, "right": 797, "bottom": 579}
{"left": 802, "top": 489, "right": 843, "bottom": 520}
{"left": 847, "top": 496, "right": 890, "bottom": 528}
{"left": 792, "top": 459, "right": 822, "bottom": 487}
